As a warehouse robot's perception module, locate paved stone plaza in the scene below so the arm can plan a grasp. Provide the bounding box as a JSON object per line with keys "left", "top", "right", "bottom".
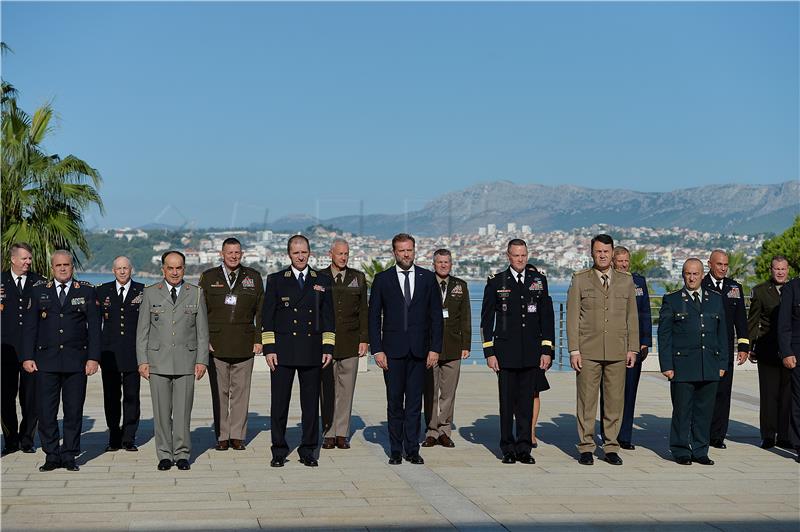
{"left": 1, "top": 366, "right": 798, "bottom": 531}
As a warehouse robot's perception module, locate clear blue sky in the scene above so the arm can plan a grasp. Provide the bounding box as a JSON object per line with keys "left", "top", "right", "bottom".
{"left": 3, "top": 1, "right": 798, "bottom": 229}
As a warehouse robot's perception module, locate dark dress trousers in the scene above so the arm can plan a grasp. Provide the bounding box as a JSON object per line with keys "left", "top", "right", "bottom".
{"left": 96, "top": 281, "right": 144, "bottom": 447}
{"left": 261, "top": 268, "right": 335, "bottom": 461}
{"left": 368, "top": 265, "right": 443, "bottom": 457}
{"left": 480, "top": 265, "right": 555, "bottom": 455}
{"left": 658, "top": 289, "right": 728, "bottom": 460}
{"left": 701, "top": 274, "right": 749, "bottom": 443}
{"left": 1, "top": 270, "right": 44, "bottom": 451}
{"left": 747, "top": 280, "right": 791, "bottom": 442}
{"left": 22, "top": 280, "right": 101, "bottom": 465}
{"left": 777, "top": 277, "right": 800, "bottom": 451}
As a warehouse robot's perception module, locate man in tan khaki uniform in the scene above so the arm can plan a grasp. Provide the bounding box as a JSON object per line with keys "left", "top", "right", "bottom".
{"left": 567, "top": 234, "right": 638, "bottom": 466}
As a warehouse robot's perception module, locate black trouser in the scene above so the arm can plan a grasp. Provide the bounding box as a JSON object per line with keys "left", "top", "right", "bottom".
{"left": 789, "top": 364, "right": 800, "bottom": 450}
{"left": 710, "top": 359, "right": 734, "bottom": 441}
{"left": 498, "top": 366, "right": 534, "bottom": 456}
{"left": 270, "top": 364, "right": 320, "bottom": 460}
{"left": 384, "top": 352, "right": 425, "bottom": 457}
{"left": 101, "top": 368, "right": 141, "bottom": 446}
{"left": 37, "top": 371, "right": 87, "bottom": 464}
{"left": 1, "top": 346, "right": 38, "bottom": 449}
{"left": 320, "top": 362, "right": 335, "bottom": 436}
{"left": 757, "top": 359, "right": 791, "bottom": 441}
{"left": 670, "top": 380, "right": 718, "bottom": 459}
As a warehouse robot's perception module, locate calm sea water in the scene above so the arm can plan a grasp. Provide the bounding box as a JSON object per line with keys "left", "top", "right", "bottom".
{"left": 80, "top": 273, "right": 658, "bottom": 370}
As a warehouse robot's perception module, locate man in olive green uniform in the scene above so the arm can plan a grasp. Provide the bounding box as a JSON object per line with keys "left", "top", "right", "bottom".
{"left": 319, "top": 239, "right": 368, "bottom": 450}
{"left": 747, "top": 255, "right": 791, "bottom": 449}
{"left": 567, "top": 234, "right": 638, "bottom": 466}
{"left": 422, "top": 249, "right": 471, "bottom": 448}
{"left": 658, "top": 258, "right": 728, "bottom": 465}
{"left": 199, "top": 237, "right": 264, "bottom": 451}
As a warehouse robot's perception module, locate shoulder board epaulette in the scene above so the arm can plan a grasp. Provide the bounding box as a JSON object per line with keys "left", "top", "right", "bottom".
{"left": 526, "top": 264, "right": 538, "bottom": 272}
{"left": 667, "top": 288, "right": 682, "bottom": 295}
{"left": 310, "top": 270, "right": 317, "bottom": 278}
{"left": 78, "top": 279, "right": 93, "bottom": 286}
{"left": 618, "top": 270, "right": 632, "bottom": 276}
{"left": 146, "top": 282, "right": 163, "bottom": 289}
{"left": 32, "top": 279, "right": 47, "bottom": 287}
{"left": 284, "top": 270, "right": 292, "bottom": 278}
{"left": 573, "top": 268, "right": 591, "bottom": 276}
{"left": 46, "top": 281, "right": 53, "bottom": 288}
{"left": 487, "top": 273, "right": 495, "bottom": 280}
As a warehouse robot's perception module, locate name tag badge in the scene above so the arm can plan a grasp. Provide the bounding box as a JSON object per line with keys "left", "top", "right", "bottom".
{"left": 527, "top": 304, "right": 537, "bottom": 313}
{"left": 224, "top": 294, "right": 238, "bottom": 306}
{"left": 442, "top": 309, "right": 449, "bottom": 319}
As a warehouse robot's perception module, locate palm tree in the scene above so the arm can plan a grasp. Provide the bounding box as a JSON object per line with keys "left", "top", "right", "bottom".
{"left": 726, "top": 250, "right": 756, "bottom": 293}
{"left": 2, "top": 96, "right": 104, "bottom": 273}
{"left": 362, "top": 258, "right": 395, "bottom": 287}
{"left": 628, "top": 249, "right": 659, "bottom": 276}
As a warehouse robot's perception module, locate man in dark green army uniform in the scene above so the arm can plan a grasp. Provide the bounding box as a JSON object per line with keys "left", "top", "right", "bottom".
{"left": 658, "top": 258, "right": 728, "bottom": 465}
{"left": 199, "top": 237, "right": 264, "bottom": 451}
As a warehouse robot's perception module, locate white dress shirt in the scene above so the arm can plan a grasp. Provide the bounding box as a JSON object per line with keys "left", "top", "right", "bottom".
{"left": 115, "top": 280, "right": 132, "bottom": 302}
{"left": 396, "top": 265, "right": 416, "bottom": 300}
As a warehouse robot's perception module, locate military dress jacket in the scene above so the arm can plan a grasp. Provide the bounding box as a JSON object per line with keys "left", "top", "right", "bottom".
{"left": 778, "top": 277, "right": 800, "bottom": 359}
{"left": 261, "top": 267, "right": 335, "bottom": 366}
{"left": 319, "top": 266, "right": 368, "bottom": 359}
{"left": 21, "top": 279, "right": 102, "bottom": 372}
{"left": 439, "top": 275, "right": 472, "bottom": 361}
{"left": 96, "top": 280, "right": 144, "bottom": 372}
{"left": 481, "top": 265, "right": 555, "bottom": 369}
{"left": 1, "top": 270, "right": 45, "bottom": 357}
{"left": 566, "top": 268, "right": 639, "bottom": 361}
{"left": 135, "top": 281, "right": 210, "bottom": 375}
{"left": 747, "top": 280, "right": 783, "bottom": 363}
{"left": 658, "top": 288, "right": 729, "bottom": 382}
{"left": 701, "top": 274, "right": 750, "bottom": 358}
{"left": 199, "top": 265, "right": 264, "bottom": 358}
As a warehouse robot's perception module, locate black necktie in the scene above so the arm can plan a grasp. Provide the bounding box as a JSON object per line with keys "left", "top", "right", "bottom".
{"left": 335, "top": 273, "right": 343, "bottom": 286}
{"left": 298, "top": 272, "right": 305, "bottom": 290}
{"left": 58, "top": 283, "right": 67, "bottom": 306}
{"left": 119, "top": 286, "right": 125, "bottom": 304}
{"left": 229, "top": 271, "right": 236, "bottom": 287}
{"left": 16, "top": 276, "right": 23, "bottom": 293}
{"left": 517, "top": 273, "right": 523, "bottom": 285}
{"left": 693, "top": 291, "right": 701, "bottom": 305}
{"left": 402, "top": 270, "right": 411, "bottom": 306}
{"left": 602, "top": 274, "right": 609, "bottom": 290}
{"left": 716, "top": 280, "right": 722, "bottom": 291}
{"left": 440, "top": 280, "right": 447, "bottom": 298}
{"left": 170, "top": 286, "right": 177, "bottom": 304}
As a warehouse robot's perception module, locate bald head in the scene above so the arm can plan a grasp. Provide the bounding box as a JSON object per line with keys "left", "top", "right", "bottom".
{"left": 682, "top": 258, "right": 704, "bottom": 291}
{"left": 708, "top": 250, "right": 729, "bottom": 281}
{"left": 112, "top": 256, "right": 133, "bottom": 285}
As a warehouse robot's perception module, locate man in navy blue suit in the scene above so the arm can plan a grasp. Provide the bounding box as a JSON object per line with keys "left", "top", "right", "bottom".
{"left": 369, "top": 233, "right": 443, "bottom": 465}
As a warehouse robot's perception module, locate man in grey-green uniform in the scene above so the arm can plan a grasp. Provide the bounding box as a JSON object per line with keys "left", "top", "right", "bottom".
{"left": 658, "top": 258, "right": 728, "bottom": 465}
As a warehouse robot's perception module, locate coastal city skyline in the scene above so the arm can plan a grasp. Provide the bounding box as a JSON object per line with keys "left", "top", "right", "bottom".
{"left": 3, "top": 2, "right": 797, "bottom": 228}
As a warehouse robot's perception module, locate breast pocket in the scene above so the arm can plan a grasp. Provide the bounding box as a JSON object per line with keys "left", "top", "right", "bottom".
{"left": 581, "top": 288, "right": 597, "bottom": 309}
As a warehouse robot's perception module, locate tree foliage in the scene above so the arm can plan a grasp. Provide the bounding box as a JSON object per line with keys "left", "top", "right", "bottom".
{"left": 362, "top": 258, "right": 395, "bottom": 287}
{"left": 1, "top": 49, "right": 103, "bottom": 274}
{"left": 754, "top": 216, "right": 800, "bottom": 281}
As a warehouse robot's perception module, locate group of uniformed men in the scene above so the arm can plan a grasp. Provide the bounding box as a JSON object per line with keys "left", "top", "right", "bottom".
{"left": 1, "top": 234, "right": 799, "bottom": 471}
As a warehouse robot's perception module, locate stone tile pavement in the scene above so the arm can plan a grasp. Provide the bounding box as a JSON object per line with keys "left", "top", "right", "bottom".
{"left": 1, "top": 365, "right": 798, "bottom": 531}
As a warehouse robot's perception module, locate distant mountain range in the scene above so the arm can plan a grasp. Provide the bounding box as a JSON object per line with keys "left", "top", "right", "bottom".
{"left": 266, "top": 181, "right": 799, "bottom": 237}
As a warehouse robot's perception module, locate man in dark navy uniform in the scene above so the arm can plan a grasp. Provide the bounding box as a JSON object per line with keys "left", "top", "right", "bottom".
{"left": 262, "top": 235, "right": 335, "bottom": 468}
{"left": 1, "top": 242, "right": 44, "bottom": 455}
{"left": 659, "top": 258, "right": 728, "bottom": 465}
{"left": 702, "top": 250, "right": 749, "bottom": 449}
{"left": 480, "top": 239, "right": 554, "bottom": 464}
{"left": 777, "top": 276, "right": 800, "bottom": 463}
{"left": 96, "top": 256, "right": 144, "bottom": 452}
{"left": 22, "top": 250, "right": 101, "bottom": 472}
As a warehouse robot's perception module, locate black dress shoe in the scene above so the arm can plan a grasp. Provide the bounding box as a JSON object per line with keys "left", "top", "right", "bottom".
{"left": 63, "top": 460, "right": 79, "bottom": 472}
{"left": 578, "top": 452, "right": 594, "bottom": 465}
{"left": 39, "top": 461, "right": 60, "bottom": 472}
{"left": 299, "top": 456, "right": 319, "bottom": 467}
{"left": 123, "top": 443, "right": 138, "bottom": 452}
{"left": 619, "top": 442, "right": 635, "bottom": 450}
{"left": 175, "top": 459, "right": 190, "bottom": 470}
{"left": 388, "top": 454, "right": 402, "bottom": 465}
{"left": 501, "top": 453, "right": 516, "bottom": 464}
{"left": 710, "top": 439, "right": 726, "bottom": 449}
{"left": 676, "top": 456, "right": 692, "bottom": 465}
{"left": 105, "top": 444, "right": 120, "bottom": 452}
{"left": 693, "top": 456, "right": 714, "bottom": 465}
{"left": 795, "top": 453, "right": 800, "bottom": 464}
{"left": 157, "top": 459, "right": 173, "bottom": 471}
{"left": 21, "top": 445, "right": 35, "bottom": 454}
{"left": 270, "top": 457, "right": 286, "bottom": 468}
{"left": 760, "top": 438, "right": 776, "bottom": 449}
{"left": 2, "top": 445, "right": 20, "bottom": 456}
{"left": 605, "top": 452, "right": 623, "bottom": 465}
{"left": 404, "top": 454, "right": 424, "bottom": 465}
{"left": 776, "top": 439, "right": 793, "bottom": 449}
{"left": 516, "top": 453, "right": 535, "bottom": 464}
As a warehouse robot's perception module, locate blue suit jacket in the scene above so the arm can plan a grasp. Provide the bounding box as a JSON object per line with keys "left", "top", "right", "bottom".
{"left": 368, "top": 265, "right": 443, "bottom": 359}
{"left": 632, "top": 273, "right": 653, "bottom": 348}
